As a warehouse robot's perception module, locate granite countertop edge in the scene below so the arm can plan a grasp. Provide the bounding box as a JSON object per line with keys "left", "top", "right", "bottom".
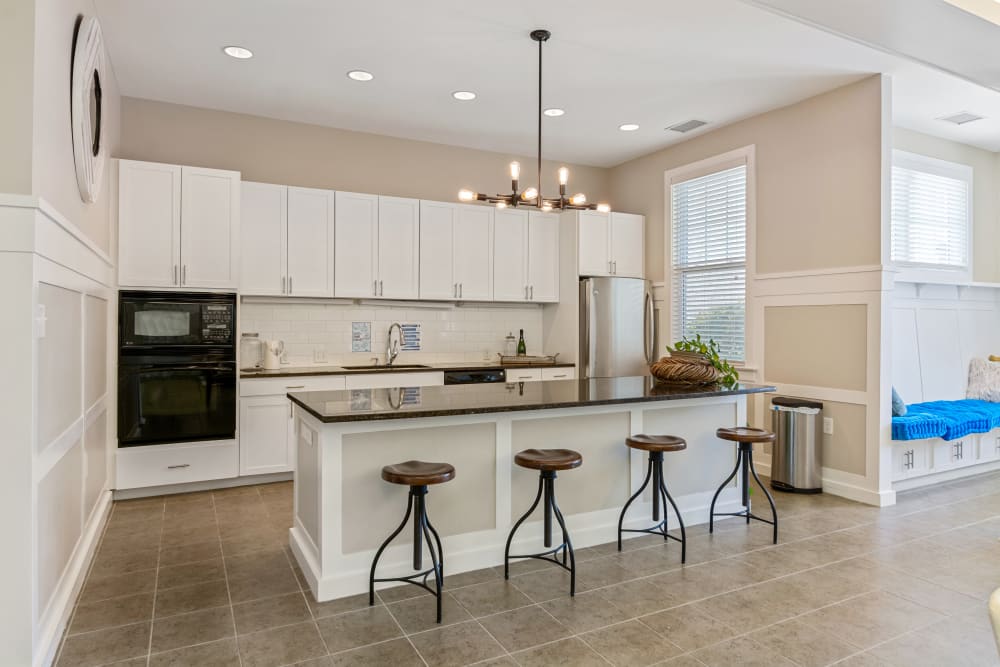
{"left": 288, "top": 382, "right": 776, "bottom": 424}
{"left": 240, "top": 361, "right": 576, "bottom": 378}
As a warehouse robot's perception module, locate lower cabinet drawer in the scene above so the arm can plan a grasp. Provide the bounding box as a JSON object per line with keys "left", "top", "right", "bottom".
{"left": 506, "top": 368, "right": 543, "bottom": 382}
{"left": 542, "top": 367, "right": 575, "bottom": 381}
{"left": 240, "top": 375, "right": 347, "bottom": 397}
{"left": 116, "top": 439, "right": 238, "bottom": 490}
{"left": 345, "top": 371, "right": 444, "bottom": 389}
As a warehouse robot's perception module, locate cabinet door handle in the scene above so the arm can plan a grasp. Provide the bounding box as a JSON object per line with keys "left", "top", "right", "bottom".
{"left": 530, "top": 285, "right": 534, "bottom": 300}
{"left": 453, "top": 283, "right": 458, "bottom": 298}
{"left": 552, "top": 374, "right": 567, "bottom": 378}
{"left": 173, "top": 265, "right": 178, "bottom": 285}
{"left": 289, "top": 276, "right": 293, "bottom": 294}
{"left": 379, "top": 280, "right": 383, "bottom": 296}
{"left": 182, "top": 265, "right": 186, "bottom": 285}
{"left": 525, "top": 286, "right": 529, "bottom": 300}
{"left": 281, "top": 276, "right": 286, "bottom": 294}
{"left": 374, "top": 280, "right": 378, "bottom": 296}
{"left": 459, "top": 283, "right": 463, "bottom": 298}
{"left": 285, "top": 385, "right": 305, "bottom": 389}
{"left": 167, "top": 464, "right": 190, "bottom": 470}
{"left": 608, "top": 260, "right": 612, "bottom": 274}
{"left": 613, "top": 260, "right": 617, "bottom": 274}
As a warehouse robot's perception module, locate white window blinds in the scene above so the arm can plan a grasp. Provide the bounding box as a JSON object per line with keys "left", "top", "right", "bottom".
{"left": 671, "top": 164, "right": 746, "bottom": 362}
{"left": 891, "top": 151, "right": 971, "bottom": 270}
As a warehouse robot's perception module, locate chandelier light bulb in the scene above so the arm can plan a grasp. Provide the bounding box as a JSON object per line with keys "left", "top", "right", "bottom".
{"left": 558, "top": 167, "right": 569, "bottom": 185}
{"left": 458, "top": 189, "right": 476, "bottom": 202}
{"left": 521, "top": 187, "right": 539, "bottom": 201}
{"left": 509, "top": 161, "right": 521, "bottom": 180}
{"left": 496, "top": 201, "right": 507, "bottom": 209}
{"left": 570, "top": 193, "right": 586, "bottom": 205}
{"left": 596, "top": 203, "right": 611, "bottom": 213}
{"left": 541, "top": 203, "right": 553, "bottom": 212}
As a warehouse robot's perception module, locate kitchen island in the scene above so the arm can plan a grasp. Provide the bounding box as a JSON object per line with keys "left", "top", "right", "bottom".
{"left": 287, "top": 377, "right": 774, "bottom": 602}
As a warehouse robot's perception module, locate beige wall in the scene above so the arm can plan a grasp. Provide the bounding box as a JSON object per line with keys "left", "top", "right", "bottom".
{"left": 893, "top": 127, "right": 1000, "bottom": 283}
{"left": 0, "top": 0, "right": 35, "bottom": 195}
{"left": 764, "top": 304, "right": 868, "bottom": 392}
{"left": 31, "top": 0, "right": 122, "bottom": 254}
{"left": 609, "top": 76, "right": 883, "bottom": 282}
{"left": 119, "top": 97, "right": 612, "bottom": 205}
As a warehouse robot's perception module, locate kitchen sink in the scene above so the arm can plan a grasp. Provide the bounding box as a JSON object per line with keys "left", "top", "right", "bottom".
{"left": 340, "top": 364, "right": 432, "bottom": 371}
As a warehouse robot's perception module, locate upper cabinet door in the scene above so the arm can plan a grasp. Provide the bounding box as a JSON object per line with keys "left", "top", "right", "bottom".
{"left": 240, "top": 182, "right": 286, "bottom": 296}
{"left": 334, "top": 192, "right": 378, "bottom": 298}
{"left": 287, "top": 187, "right": 335, "bottom": 297}
{"left": 377, "top": 196, "right": 420, "bottom": 299}
{"left": 454, "top": 205, "right": 494, "bottom": 301}
{"left": 528, "top": 211, "right": 560, "bottom": 302}
{"left": 180, "top": 166, "right": 241, "bottom": 289}
{"left": 118, "top": 160, "right": 182, "bottom": 288}
{"left": 419, "top": 201, "right": 456, "bottom": 300}
{"left": 610, "top": 212, "right": 645, "bottom": 278}
{"left": 577, "top": 210, "right": 610, "bottom": 277}
{"left": 493, "top": 208, "right": 529, "bottom": 302}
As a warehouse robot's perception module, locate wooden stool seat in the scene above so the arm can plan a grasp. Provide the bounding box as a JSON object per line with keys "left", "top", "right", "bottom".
{"left": 626, "top": 434, "right": 687, "bottom": 452}
{"left": 716, "top": 427, "right": 775, "bottom": 444}
{"left": 381, "top": 461, "right": 456, "bottom": 486}
{"left": 514, "top": 448, "right": 583, "bottom": 471}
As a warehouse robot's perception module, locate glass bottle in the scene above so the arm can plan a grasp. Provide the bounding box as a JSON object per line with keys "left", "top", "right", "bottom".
{"left": 517, "top": 329, "right": 526, "bottom": 356}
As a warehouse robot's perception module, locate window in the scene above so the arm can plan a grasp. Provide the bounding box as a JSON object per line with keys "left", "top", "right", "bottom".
{"left": 669, "top": 158, "right": 748, "bottom": 362}
{"left": 891, "top": 150, "right": 972, "bottom": 276}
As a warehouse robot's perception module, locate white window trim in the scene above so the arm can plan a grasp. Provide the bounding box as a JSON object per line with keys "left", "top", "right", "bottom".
{"left": 891, "top": 149, "right": 974, "bottom": 285}
{"left": 663, "top": 145, "right": 756, "bottom": 368}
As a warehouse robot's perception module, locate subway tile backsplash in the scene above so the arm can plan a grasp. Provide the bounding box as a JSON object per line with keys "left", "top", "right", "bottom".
{"left": 240, "top": 299, "right": 545, "bottom": 367}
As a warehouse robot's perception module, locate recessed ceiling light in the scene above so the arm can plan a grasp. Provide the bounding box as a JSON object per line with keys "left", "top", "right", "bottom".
{"left": 452, "top": 91, "right": 477, "bottom": 101}
{"left": 619, "top": 123, "right": 639, "bottom": 132}
{"left": 543, "top": 108, "right": 565, "bottom": 117}
{"left": 222, "top": 46, "right": 253, "bottom": 59}
{"left": 347, "top": 70, "right": 374, "bottom": 82}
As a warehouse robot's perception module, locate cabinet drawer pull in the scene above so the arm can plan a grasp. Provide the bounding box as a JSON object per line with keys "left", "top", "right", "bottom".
{"left": 167, "top": 464, "right": 191, "bottom": 470}
{"left": 459, "top": 283, "right": 463, "bottom": 298}
{"left": 552, "top": 374, "right": 567, "bottom": 378}
{"left": 174, "top": 265, "right": 178, "bottom": 285}
{"left": 285, "top": 385, "right": 305, "bottom": 389}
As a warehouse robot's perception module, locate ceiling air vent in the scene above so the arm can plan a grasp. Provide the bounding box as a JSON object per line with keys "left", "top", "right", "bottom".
{"left": 667, "top": 119, "right": 708, "bottom": 133}
{"left": 938, "top": 111, "right": 985, "bottom": 125}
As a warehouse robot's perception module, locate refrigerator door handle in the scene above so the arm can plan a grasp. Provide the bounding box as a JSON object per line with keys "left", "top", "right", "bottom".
{"left": 644, "top": 290, "right": 656, "bottom": 364}
{"left": 582, "top": 280, "right": 594, "bottom": 378}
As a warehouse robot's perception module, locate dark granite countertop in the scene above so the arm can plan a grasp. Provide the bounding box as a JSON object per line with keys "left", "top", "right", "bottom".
{"left": 288, "top": 377, "right": 775, "bottom": 423}
{"left": 240, "top": 361, "right": 575, "bottom": 379}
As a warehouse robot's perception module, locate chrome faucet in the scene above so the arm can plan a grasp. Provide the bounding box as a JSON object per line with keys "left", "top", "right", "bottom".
{"left": 386, "top": 322, "right": 403, "bottom": 366}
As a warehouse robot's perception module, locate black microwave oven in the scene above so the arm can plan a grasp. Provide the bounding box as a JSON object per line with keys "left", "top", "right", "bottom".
{"left": 119, "top": 291, "right": 236, "bottom": 350}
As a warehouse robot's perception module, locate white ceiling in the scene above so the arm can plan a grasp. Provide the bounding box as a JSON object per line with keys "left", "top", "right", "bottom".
{"left": 93, "top": 0, "right": 1000, "bottom": 166}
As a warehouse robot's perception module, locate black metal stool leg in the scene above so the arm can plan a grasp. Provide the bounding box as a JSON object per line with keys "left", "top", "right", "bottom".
{"left": 505, "top": 474, "right": 544, "bottom": 579}
{"left": 369, "top": 491, "right": 413, "bottom": 606}
{"left": 617, "top": 457, "right": 654, "bottom": 551}
{"left": 740, "top": 443, "right": 751, "bottom": 524}
{"left": 420, "top": 510, "right": 443, "bottom": 622}
{"left": 746, "top": 448, "right": 779, "bottom": 544}
{"left": 709, "top": 447, "right": 743, "bottom": 533}
{"left": 659, "top": 472, "right": 687, "bottom": 564}
{"left": 425, "top": 515, "right": 444, "bottom": 579}
{"left": 549, "top": 490, "right": 576, "bottom": 596}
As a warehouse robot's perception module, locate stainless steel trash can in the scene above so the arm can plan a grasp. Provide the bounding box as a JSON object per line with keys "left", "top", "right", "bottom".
{"left": 770, "top": 397, "right": 823, "bottom": 493}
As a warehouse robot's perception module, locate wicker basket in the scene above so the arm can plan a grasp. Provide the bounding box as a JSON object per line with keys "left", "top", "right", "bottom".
{"left": 649, "top": 353, "right": 720, "bottom": 385}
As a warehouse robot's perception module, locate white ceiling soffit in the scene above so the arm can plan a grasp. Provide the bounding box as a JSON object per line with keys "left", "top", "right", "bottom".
{"left": 93, "top": 0, "right": 1000, "bottom": 164}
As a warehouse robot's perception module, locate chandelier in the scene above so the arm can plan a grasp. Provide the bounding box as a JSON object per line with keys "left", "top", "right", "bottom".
{"left": 458, "top": 29, "right": 609, "bottom": 213}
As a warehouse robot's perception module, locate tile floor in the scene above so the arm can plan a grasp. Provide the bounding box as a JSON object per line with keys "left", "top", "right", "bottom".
{"left": 54, "top": 472, "right": 1000, "bottom": 667}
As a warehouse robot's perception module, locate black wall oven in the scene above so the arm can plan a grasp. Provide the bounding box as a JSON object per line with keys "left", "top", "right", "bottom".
{"left": 118, "top": 291, "right": 237, "bottom": 447}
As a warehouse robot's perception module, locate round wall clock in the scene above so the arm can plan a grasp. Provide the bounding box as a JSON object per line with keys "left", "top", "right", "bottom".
{"left": 71, "top": 16, "right": 107, "bottom": 203}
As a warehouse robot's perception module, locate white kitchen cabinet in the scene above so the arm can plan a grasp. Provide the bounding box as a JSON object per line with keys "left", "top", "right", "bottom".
{"left": 419, "top": 201, "right": 493, "bottom": 301}
{"left": 240, "top": 182, "right": 287, "bottom": 296}
{"left": 119, "top": 160, "right": 240, "bottom": 289}
{"left": 574, "top": 210, "right": 644, "bottom": 278}
{"left": 542, "top": 367, "right": 575, "bottom": 381}
{"left": 118, "top": 160, "right": 182, "bottom": 288}
{"left": 334, "top": 191, "right": 378, "bottom": 298}
{"left": 506, "top": 368, "right": 542, "bottom": 382}
{"left": 377, "top": 196, "right": 420, "bottom": 299}
{"left": 493, "top": 209, "right": 559, "bottom": 302}
{"left": 116, "top": 440, "right": 238, "bottom": 489}
{"left": 528, "top": 211, "right": 560, "bottom": 302}
{"left": 287, "top": 187, "right": 335, "bottom": 297}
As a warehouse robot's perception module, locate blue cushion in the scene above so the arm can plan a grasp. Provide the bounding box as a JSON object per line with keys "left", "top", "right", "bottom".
{"left": 891, "top": 399, "right": 1000, "bottom": 441}
{"left": 891, "top": 387, "right": 906, "bottom": 417}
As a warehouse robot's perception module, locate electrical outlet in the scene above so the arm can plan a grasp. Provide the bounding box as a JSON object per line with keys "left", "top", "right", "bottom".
{"left": 314, "top": 346, "right": 327, "bottom": 363}
{"left": 823, "top": 417, "right": 834, "bottom": 435}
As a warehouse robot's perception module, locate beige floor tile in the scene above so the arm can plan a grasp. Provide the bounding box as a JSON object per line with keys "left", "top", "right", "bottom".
{"left": 327, "top": 637, "right": 424, "bottom": 666}
{"left": 599, "top": 578, "right": 684, "bottom": 616}
{"left": 408, "top": 620, "right": 506, "bottom": 667}
{"left": 306, "top": 591, "right": 372, "bottom": 619}
{"left": 70, "top": 592, "right": 155, "bottom": 634}
{"left": 797, "top": 591, "right": 944, "bottom": 649}
{"left": 690, "top": 585, "right": 793, "bottom": 633}
{"left": 830, "top": 652, "right": 894, "bottom": 666}
{"left": 510, "top": 567, "right": 575, "bottom": 602}
{"left": 57, "top": 622, "right": 151, "bottom": 667}
{"left": 153, "top": 579, "right": 230, "bottom": 617}
{"left": 150, "top": 605, "right": 235, "bottom": 653}
{"left": 387, "top": 592, "right": 472, "bottom": 634}
{"left": 79, "top": 569, "right": 156, "bottom": 604}
{"left": 377, "top": 582, "right": 432, "bottom": 604}
{"left": 315, "top": 605, "right": 403, "bottom": 653}
{"left": 233, "top": 592, "right": 311, "bottom": 635}
{"left": 541, "top": 590, "right": 631, "bottom": 633}
{"left": 227, "top": 566, "right": 300, "bottom": 603}
{"left": 450, "top": 579, "right": 533, "bottom": 617}
{"left": 159, "top": 523, "right": 220, "bottom": 549}
{"left": 156, "top": 557, "right": 226, "bottom": 590}
{"left": 89, "top": 548, "right": 159, "bottom": 578}
{"left": 693, "top": 635, "right": 797, "bottom": 667}
{"left": 442, "top": 566, "right": 501, "bottom": 589}
{"left": 478, "top": 605, "right": 571, "bottom": 652}
{"left": 581, "top": 619, "right": 683, "bottom": 665}
{"left": 611, "top": 544, "right": 685, "bottom": 577}
{"left": 640, "top": 604, "right": 739, "bottom": 652}
{"left": 238, "top": 621, "right": 327, "bottom": 667}
{"left": 513, "top": 637, "right": 608, "bottom": 666}
{"left": 750, "top": 619, "right": 860, "bottom": 667}
{"left": 159, "top": 539, "right": 223, "bottom": 567}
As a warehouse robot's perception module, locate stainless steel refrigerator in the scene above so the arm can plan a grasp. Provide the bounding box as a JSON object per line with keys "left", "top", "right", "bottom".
{"left": 579, "top": 277, "right": 656, "bottom": 378}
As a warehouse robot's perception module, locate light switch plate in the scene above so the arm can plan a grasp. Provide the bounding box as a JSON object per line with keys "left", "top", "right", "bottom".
{"left": 823, "top": 417, "right": 834, "bottom": 435}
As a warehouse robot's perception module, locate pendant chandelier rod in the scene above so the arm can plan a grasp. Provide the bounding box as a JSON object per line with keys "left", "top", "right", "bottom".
{"left": 536, "top": 29, "right": 544, "bottom": 209}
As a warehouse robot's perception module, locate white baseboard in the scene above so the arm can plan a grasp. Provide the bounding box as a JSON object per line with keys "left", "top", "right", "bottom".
{"left": 35, "top": 490, "right": 112, "bottom": 667}
{"left": 893, "top": 459, "right": 1000, "bottom": 492}
{"left": 112, "top": 472, "right": 293, "bottom": 500}
{"left": 753, "top": 461, "right": 889, "bottom": 506}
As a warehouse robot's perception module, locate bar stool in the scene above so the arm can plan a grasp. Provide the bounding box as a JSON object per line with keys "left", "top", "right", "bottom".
{"left": 504, "top": 448, "right": 582, "bottom": 596}
{"left": 616, "top": 434, "right": 687, "bottom": 563}
{"left": 369, "top": 460, "right": 455, "bottom": 623}
{"left": 708, "top": 427, "right": 778, "bottom": 544}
